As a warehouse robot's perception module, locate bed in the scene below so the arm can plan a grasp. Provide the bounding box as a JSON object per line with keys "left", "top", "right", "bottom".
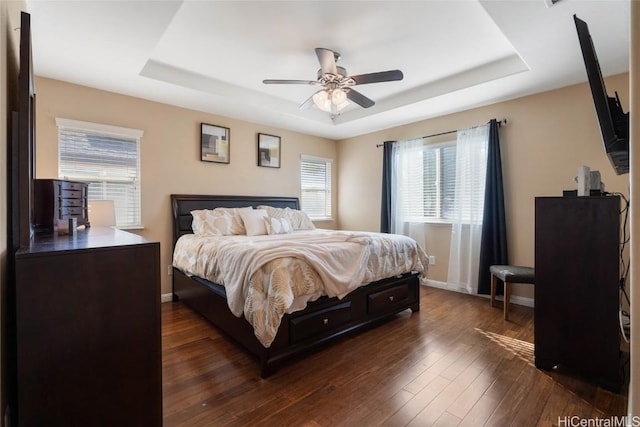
{"left": 171, "top": 194, "right": 427, "bottom": 377}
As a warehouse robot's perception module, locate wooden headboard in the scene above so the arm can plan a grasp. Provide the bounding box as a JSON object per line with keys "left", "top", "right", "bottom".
{"left": 171, "top": 194, "right": 300, "bottom": 246}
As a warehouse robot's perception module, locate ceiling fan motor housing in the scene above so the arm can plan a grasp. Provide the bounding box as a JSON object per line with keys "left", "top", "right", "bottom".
{"left": 317, "top": 66, "right": 348, "bottom": 81}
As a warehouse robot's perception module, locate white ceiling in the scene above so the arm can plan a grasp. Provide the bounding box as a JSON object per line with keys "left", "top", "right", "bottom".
{"left": 26, "top": 0, "right": 630, "bottom": 140}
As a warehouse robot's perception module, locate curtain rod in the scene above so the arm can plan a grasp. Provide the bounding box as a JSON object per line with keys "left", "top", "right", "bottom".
{"left": 376, "top": 118, "right": 507, "bottom": 148}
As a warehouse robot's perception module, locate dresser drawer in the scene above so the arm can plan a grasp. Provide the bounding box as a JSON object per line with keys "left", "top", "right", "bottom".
{"left": 61, "top": 189, "right": 82, "bottom": 199}
{"left": 367, "top": 282, "right": 411, "bottom": 315}
{"left": 59, "top": 206, "right": 85, "bottom": 217}
{"left": 289, "top": 302, "right": 351, "bottom": 344}
{"left": 59, "top": 181, "right": 84, "bottom": 191}
{"left": 61, "top": 198, "right": 84, "bottom": 207}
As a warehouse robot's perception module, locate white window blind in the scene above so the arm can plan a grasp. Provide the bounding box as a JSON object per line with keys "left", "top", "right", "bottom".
{"left": 56, "top": 118, "right": 143, "bottom": 228}
{"left": 300, "top": 155, "right": 332, "bottom": 219}
{"left": 397, "top": 141, "right": 457, "bottom": 222}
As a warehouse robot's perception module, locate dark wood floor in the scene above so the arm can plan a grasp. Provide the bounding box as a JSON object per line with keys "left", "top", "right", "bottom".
{"left": 162, "top": 286, "right": 628, "bottom": 426}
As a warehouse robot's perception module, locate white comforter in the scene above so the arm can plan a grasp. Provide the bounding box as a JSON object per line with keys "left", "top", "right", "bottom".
{"left": 173, "top": 229, "right": 428, "bottom": 347}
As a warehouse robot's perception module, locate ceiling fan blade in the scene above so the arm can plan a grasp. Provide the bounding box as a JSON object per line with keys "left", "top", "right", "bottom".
{"left": 350, "top": 70, "right": 404, "bottom": 85}
{"left": 263, "top": 79, "right": 316, "bottom": 85}
{"left": 315, "top": 48, "right": 338, "bottom": 75}
{"left": 346, "top": 89, "right": 375, "bottom": 108}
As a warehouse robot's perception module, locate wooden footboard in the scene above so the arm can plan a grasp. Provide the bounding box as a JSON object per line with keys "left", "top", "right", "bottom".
{"left": 173, "top": 268, "right": 420, "bottom": 377}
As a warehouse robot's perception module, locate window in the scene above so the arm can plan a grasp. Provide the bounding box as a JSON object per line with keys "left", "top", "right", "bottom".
{"left": 56, "top": 118, "right": 143, "bottom": 228}
{"left": 300, "top": 155, "right": 332, "bottom": 219}
{"left": 398, "top": 141, "right": 457, "bottom": 222}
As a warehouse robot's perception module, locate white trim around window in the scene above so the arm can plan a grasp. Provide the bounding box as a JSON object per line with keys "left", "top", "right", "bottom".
{"left": 300, "top": 154, "right": 333, "bottom": 220}
{"left": 56, "top": 118, "right": 144, "bottom": 229}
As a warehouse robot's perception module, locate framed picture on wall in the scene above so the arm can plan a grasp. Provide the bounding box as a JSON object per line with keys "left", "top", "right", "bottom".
{"left": 257, "top": 133, "right": 281, "bottom": 168}
{"left": 201, "top": 123, "right": 230, "bottom": 163}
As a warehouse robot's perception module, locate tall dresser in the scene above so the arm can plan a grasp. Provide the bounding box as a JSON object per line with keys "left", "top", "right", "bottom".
{"left": 14, "top": 227, "right": 162, "bottom": 426}
{"left": 534, "top": 195, "right": 623, "bottom": 391}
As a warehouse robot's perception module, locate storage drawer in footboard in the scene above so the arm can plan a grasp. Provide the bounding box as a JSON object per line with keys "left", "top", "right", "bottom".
{"left": 289, "top": 302, "right": 352, "bottom": 344}
{"left": 367, "top": 280, "right": 415, "bottom": 316}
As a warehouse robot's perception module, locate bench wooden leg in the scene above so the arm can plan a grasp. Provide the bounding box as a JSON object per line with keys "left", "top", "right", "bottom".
{"left": 490, "top": 273, "right": 497, "bottom": 308}
{"left": 504, "top": 282, "right": 511, "bottom": 320}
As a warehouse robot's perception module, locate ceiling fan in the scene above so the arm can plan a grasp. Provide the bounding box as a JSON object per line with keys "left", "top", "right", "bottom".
{"left": 263, "top": 48, "right": 404, "bottom": 116}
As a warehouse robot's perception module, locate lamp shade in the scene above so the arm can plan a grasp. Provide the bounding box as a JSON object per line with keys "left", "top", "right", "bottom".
{"left": 88, "top": 200, "right": 116, "bottom": 227}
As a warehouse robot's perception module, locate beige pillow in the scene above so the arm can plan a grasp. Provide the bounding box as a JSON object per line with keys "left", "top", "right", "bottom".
{"left": 257, "top": 205, "right": 287, "bottom": 220}
{"left": 257, "top": 206, "right": 315, "bottom": 231}
{"left": 213, "top": 207, "right": 252, "bottom": 235}
{"left": 287, "top": 208, "right": 315, "bottom": 230}
{"left": 191, "top": 209, "right": 233, "bottom": 235}
{"left": 264, "top": 217, "right": 292, "bottom": 235}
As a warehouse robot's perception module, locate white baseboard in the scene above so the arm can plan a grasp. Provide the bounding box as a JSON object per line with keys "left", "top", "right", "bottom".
{"left": 425, "top": 279, "right": 469, "bottom": 294}
{"left": 425, "top": 279, "right": 534, "bottom": 308}
{"left": 161, "top": 293, "right": 173, "bottom": 303}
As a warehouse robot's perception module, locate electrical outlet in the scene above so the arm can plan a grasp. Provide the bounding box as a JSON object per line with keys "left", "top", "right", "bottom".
{"left": 428, "top": 256, "right": 436, "bottom": 265}
{"left": 167, "top": 265, "right": 173, "bottom": 276}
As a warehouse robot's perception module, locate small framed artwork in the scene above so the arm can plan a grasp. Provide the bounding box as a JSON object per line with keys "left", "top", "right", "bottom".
{"left": 257, "top": 133, "right": 281, "bottom": 168}
{"left": 201, "top": 123, "right": 230, "bottom": 163}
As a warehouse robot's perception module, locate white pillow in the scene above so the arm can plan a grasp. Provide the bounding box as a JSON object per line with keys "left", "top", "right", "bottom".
{"left": 239, "top": 209, "right": 268, "bottom": 236}
{"left": 264, "top": 217, "right": 292, "bottom": 235}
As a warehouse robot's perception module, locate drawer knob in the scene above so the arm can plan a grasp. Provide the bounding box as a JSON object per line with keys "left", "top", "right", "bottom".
{"left": 388, "top": 296, "right": 394, "bottom": 302}
{"left": 322, "top": 318, "right": 329, "bottom": 325}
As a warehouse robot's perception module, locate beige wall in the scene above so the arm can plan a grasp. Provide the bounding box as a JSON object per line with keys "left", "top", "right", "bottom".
{"left": 34, "top": 77, "right": 338, "bottom": 295}
{"left": 337, "top": 73, "right": 630, "bottom": 301}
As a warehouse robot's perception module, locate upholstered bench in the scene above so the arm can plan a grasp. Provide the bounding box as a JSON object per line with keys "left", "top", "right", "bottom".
{"left": 489, "top": 265, "right": 535, "bottom": 320}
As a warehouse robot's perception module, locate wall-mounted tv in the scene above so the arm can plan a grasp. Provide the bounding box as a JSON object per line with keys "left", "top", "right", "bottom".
{"left": 574, "top": 15, "right": 629, "bottom": 175}
{"left": 11, "top": 11, "right": 36, "bottom": 249}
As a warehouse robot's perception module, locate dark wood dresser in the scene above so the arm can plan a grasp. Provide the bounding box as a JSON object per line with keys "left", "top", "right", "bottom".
{"left": 14, "top": 227, "right": 162, "bottom": 426}
{"left": 534, "top": 195, "right": 623, "bottom": 391}
{"left": 34, "top": 178, "right": 89, "bottom": 232}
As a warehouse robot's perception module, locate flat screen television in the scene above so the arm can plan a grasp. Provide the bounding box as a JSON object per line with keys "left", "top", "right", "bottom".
{"left": 574, "top": 15, "right": 629, "bottom": 175}
{"left": 11, "top": 11, "right": 36, "bottom": 249}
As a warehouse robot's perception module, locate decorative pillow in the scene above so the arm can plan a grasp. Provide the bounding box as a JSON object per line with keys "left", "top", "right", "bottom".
{"left": 257, "top": 205, "right": 288, "bottom": 221}
{"left": 190, "top": 209, "right": 233, "bottom": 235}
{"left": 257, "top": 206, "right": 315, "bottom": 231}
{"left": 264, "top": 217, "right": 292, "bottom": 235}
{"left": 214, "top": 206, "right": 252, "bottom": 235}
{"left": 190, "top": 209, "right": 207, "bottom": 234}
{"left": 287, "top": 208, "right": 315, "bottom": 230}
{"left": 239, "top": 208, "right": 268, "bottom": 236}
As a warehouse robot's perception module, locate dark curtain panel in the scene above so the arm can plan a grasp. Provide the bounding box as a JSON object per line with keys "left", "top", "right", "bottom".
{"left": 380, "top": 141, "right": 394, "bottom": 233}
{"left": 477, "top": 120, "right": 508, "bottom": 294}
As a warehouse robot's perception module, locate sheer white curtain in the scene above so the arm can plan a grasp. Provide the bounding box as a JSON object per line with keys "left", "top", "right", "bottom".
{"left": 390, "top": 138, "right": 427, "bottom": 250}
{"left": 447, "top": 124, "right": 490, "bottom": 294}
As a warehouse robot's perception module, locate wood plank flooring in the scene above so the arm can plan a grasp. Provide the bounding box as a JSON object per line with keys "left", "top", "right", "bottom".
{"left": 162, "top": 286, "right": 628, "bottom": 426}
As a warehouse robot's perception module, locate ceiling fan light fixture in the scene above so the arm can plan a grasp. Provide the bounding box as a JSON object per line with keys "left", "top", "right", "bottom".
{"left": 332, "top": 88, "right": 347, "bottom": 105}
{"left": 313, "top": 89, "right": 349, "bottom": 113}
{"left": 313, "top": 90, "right": 331, "bottom": 112}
